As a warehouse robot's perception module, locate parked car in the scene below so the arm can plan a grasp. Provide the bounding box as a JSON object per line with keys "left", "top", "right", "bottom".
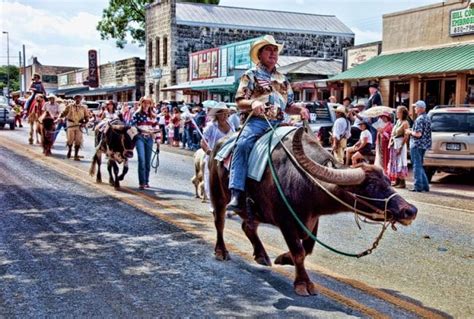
{"left": 305, "top": 101, "right": 336, "bottom": 148}
{"left": 424, "top": 105, "right": 474, "bottom": 181}
{"left": 0, "top": 96, "right": 15, "bottom": 130}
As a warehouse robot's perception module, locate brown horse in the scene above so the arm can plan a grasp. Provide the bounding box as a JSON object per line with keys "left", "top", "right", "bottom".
{"left": 209, "top": 127, "right": 417, "bottom": 296}
{"left": 38, "top": 111, "right": 56, "bottom": 156}
{"left": 28, "top": 100, "right": 43, "bottom": 145}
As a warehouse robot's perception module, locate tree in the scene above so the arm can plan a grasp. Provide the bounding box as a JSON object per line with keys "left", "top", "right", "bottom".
{"left": 97, "top": 0, "right": 220, "bottom": 49}
{"left": 0, "top": 65, "right": 20, "bottom": 92}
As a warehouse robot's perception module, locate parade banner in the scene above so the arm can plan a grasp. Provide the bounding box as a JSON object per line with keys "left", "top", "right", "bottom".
{"left": 450, "top": 1, "right": 474, "bottom": 36}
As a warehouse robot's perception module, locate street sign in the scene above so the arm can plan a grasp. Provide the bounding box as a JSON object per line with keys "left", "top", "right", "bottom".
{"left": 88, "top": 50, "right": 99, "bottom": 88}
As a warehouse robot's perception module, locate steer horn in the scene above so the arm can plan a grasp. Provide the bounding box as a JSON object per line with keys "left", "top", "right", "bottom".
{"left": 291, "top": 127, "right": 366, "bottom": 185}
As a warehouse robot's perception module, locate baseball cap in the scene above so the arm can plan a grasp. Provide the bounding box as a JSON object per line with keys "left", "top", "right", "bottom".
{"left": 412, "top": 100, "right": 426, "bottom": 108}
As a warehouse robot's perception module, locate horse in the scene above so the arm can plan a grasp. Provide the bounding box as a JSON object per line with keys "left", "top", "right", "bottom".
{"left": 28, "top": 100, "right": 43, "bottom": 145}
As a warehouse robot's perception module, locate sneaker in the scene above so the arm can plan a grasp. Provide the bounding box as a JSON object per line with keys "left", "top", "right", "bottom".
{"left": 139, "top": 185, "right": 145, "bottom": 190}
{"left": 145, "top": 184, "right": 150, "bottom": 188}
{"left": 408, "top": 188, "right": 422, "bottom": 192}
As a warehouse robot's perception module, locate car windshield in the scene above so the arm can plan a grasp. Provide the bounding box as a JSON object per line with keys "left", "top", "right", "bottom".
{"left": 0, "top": 96, "right": 8, "bottom": 105}
{"left": 431, "top": 113, "right": 474, "bottom": 133}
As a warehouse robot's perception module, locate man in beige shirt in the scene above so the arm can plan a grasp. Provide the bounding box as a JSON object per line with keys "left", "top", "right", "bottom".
{"left": 60, "top": 94, "right": 89, "bottom": 160}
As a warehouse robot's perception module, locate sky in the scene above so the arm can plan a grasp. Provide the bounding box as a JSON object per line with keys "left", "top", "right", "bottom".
{"left": 0, "top": 0, "right": 441, "bottom": 68}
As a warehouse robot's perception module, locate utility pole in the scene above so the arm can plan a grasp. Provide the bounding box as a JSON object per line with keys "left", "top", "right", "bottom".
{"left": 22, "top": 44, "right": 26, "bottom": 96}
{"left": 19, "top": 51, "right": 22, "bottom": 96}
{"left": 2, "top": 31, "right": 9, "bottom": 96}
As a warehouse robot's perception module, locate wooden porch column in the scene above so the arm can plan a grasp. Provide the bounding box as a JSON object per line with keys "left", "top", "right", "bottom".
{"left": 343, "top": 81, "right": 352, "bottom": 99}
{"left": 409, "top": 77, "right": 420, "bottom": 118}
{"left": 455, "top": 73, "right": 467, "bottom": 105}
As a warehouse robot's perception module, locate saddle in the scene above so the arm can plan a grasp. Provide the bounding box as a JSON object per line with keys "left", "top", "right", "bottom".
{"left": 215, "top": 126, "right": 297, "bottom": 182}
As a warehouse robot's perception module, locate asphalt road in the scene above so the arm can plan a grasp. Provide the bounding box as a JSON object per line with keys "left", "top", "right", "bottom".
{"left": 0, "top": 125, "right": 473, "bottom": 318}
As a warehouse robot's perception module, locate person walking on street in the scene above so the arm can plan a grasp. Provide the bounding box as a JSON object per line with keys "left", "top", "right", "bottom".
{"left": 331, "top": 105, "right": 351, "bottom": 164}
{"left": 226, "top": 35, "right": 309, "bottom": 212}
{"left": 388, "top": 106, "right": 410, "bottom": 188}
{"left": 374, "top": 112, "right": 393, "bottom": 174}
{"left": 43, "top": 94, "right": 61, "bottom": 119}
{"left": 59, "top": 94, "right": 89, "bottom": 160}
{"left": 366, "top": 83, "right": 382, "bottom": 109}
{"left": 405, "top": 100, "right": 432, "bottom": 192}
{"left": 131, "top": 96, "right": 158, "bottom": 190}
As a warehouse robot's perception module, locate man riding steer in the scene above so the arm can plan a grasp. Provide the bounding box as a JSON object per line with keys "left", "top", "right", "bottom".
{"left": 59, "top": 94, "right": 89, "bottom": 161}
{"left": 226, "top": 35, "right": 309, "bottom": 213}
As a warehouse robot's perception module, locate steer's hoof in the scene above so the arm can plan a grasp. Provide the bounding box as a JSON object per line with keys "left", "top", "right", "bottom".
{"left": 275, "top": 252, "right": 294, "bottom": 266}
{"left": 294, "top": 283, "right": 310, "bottom": 296}
{"left": 215, "top": 250, "right": 231, "bottom": 261}
{"left": 307, "top": 282, "right": 318, "bottom": 295}
{"left": 255, "top": 255, "right": 272, "bottom": 267}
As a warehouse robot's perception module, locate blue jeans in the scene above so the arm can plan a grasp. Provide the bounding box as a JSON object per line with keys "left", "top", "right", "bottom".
{"left": 229, "top": 118, "right": 279, "bottom": 191}
{"left": 136, "top": 135, "right": 154, "bottom": 186}
{"left": 54, "top": 121, "right": 67, "bottom": 141}
{"left": 410, "top": 146, "right": 429, "bottom": 191}
{"left": 183, "top": 126, "right": 193, "bottom": 149}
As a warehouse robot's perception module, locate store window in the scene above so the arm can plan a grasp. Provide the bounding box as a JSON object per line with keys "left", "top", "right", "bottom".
{"left": 163, "top": 36, "right": 168, "bottom": 66}
{"left": 148, "top": 39, "right": 153, "bottom": 68}
{"left": 444, "top": 79, "right": 456, "bottom": 105}
{"left": 155, "top": 37, "right": 160, "bottom": 67}
{"left": 423, "top": 79, "right": 441, "bottom": 112}
{"left": 467, "top": 76, "right": 474, "bottom": 103}
{"left": 390, "top": 81, "right": 410, "bottom": 108}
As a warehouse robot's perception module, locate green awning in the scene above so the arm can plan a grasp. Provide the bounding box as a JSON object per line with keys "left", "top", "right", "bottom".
{"left": 330, "top": 44, "right": 474, "bottom": 81}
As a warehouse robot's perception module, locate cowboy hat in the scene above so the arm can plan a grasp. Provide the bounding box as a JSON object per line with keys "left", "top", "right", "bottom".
{"left": 207, "top": 102, "right": 229, "bottom": 117}
{"left": 249, "top": 35, "right": 284, "bottom": 64}
{"left": 73, "top": 93, "right": 82, "bottom": 99}
{"left": 46, "top": 93, "right": 57, "bottom": 99}
{"left": 335, "top": 105, "right": 347, "bottom": 115}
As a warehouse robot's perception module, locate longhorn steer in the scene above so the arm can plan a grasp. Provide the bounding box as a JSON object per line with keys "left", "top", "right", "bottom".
{"left": 209, "top": 127, "right": 417, "bottom": 296}
{"left": 37, "top": 111, "right": 56, "bottom": 156}
{"left": 89, "top": 124, "right": 137, "bottom": 189}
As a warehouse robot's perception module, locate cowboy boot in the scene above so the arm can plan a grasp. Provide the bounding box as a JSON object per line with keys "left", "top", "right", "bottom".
{"left": 395, "top": 179, "right": 406, "bottom": 189}
{"left": 74, "top": 146, "right": 80, "bottom": 161}
{"left": 392, "top": 178, "right": 400, "bottom": 187}
{"left": 226, "top": 189, "right": 244, "bottom": 213}
{"left": 67, "top": 145, "right": 72, "bottom": 159}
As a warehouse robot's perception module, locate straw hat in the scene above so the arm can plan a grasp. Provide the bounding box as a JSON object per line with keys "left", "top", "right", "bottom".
{"left": 46, "top": 93, "right": 57, "bottom": 99}
{"left": 335, "top": 105, "right": 347, "bottom": 115}
{"left": 249, "top": 35, "right": 284, "bottom": 64}
{"left": 207, "top": 102, "right": 229, "bottom": 117}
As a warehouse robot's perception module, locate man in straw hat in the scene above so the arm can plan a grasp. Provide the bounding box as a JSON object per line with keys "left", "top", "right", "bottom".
{"left": 43, "top": 94, "right": 61, "bottom": 120}
{"left": 59, "top": 93, "right": 89, "bottom": 160}
{"left": 331, "top": 105, "right": 351, "bottom": 164}
{"left": 226, "top": 35, "right": 310, "bottom": 213}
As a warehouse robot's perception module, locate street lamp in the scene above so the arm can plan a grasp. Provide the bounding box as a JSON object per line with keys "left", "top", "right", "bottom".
{"left": 2, "top": 31, "right": 10, "bottom": 96}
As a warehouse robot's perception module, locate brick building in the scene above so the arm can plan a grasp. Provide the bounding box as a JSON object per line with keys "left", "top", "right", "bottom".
{"left": 145, "top": 0, "right": 354, "bottom": 102}
{"left": 55, "top": 57, "right": 145, "bottom": 102}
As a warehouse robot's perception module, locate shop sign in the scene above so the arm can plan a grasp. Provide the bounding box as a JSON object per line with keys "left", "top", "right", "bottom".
{"left": 346, "top": 44, "right": 380, "bottom": 69}
{"left": 88, "top": 50, "right": 99, "bottom": 88}
{"left": 234, "top": 42, "right": 251, "bottom": 69}
{"left": 58, "top": 74, "right": 68, "bottom": 87}
{"left": 190, "top": 48, "right": 219, "bottom": 80}
{"left": 450, "top": 1, "right": 474, "bottom": 36}
{"left": 149, "top": 68, "right": 162, "bottom": 79}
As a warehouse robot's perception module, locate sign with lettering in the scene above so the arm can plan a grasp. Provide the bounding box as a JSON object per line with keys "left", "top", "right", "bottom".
{"left": 149, "top": 68, "right": 162, "bottom": 79}
{"left": 88, "top": 50, "right": 99, "bottom": 88}
{"left": 346, "top": 44, "right": 380, "bottom": 70}
{"left": 450, "top": 1, "right": 474, "bottom": 37}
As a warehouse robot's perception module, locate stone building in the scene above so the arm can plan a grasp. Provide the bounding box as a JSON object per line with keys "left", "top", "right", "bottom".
{"left": 55, "top": 57, "right": 145, "bottom": 102}
{"left": 145, "top": 0, "right": 354, "bottom": 101}
{"left": 331, "top": 0, "right": 474, "bottom": 114}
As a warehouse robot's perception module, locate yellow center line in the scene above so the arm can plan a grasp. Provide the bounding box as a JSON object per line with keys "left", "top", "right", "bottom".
{"left": 0, "top": 136, "right": 447, "bottom": 319}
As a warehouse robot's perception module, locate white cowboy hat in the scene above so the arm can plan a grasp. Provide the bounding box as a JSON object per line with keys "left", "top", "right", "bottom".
{"left": 249, "top": 35, "right": 284, "bottom": 65}
{"left": 335, "top": 105, "right": 347, "bottom": 115}
{"left": 46, "top": 93, "right": 57, "bottom": 99}
{"left": 207, "top": 102, "right": 229, "bottom": 117}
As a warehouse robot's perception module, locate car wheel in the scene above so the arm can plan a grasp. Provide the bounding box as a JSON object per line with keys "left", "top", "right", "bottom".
{"left": 9, "top": 123, "right": 15, "bottom": 130}
{"left": 424, "top": 167, "right": 436, "bottom": 183}
{"left": 0, "top": 123, "right": 5, "bottom": 129}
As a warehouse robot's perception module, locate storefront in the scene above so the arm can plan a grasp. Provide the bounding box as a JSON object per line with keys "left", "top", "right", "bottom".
{"left": 330, "top": 0, "right": 474, "bottom": 115}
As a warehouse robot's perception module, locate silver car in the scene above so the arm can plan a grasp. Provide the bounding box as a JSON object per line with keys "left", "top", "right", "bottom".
{"left": 0, "top": 96, "right": 15, "bottom": 130}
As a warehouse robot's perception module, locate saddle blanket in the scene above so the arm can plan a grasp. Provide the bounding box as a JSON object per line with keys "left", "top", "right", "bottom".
{"left": 215, "top": 126, "right": 297, "bottom": 182}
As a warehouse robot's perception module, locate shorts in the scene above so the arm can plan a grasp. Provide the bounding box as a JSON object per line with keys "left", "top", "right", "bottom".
{"left": 358, "top": 143, "right": 372, "bottom": 156}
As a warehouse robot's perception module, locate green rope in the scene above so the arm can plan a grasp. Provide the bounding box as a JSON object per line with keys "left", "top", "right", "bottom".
{"left": 266, "top": 130, "right": 367, "bottom": 258}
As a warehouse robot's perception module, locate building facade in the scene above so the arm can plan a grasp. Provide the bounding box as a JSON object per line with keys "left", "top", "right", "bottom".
{"left": 55, "top": 57, "right": 145, "bottom": 102}
{"left": 145, "top": 0, "right": 354, "bottom": 102}
{"left": 331, "top": 0, "right": 474, "bottom": 115}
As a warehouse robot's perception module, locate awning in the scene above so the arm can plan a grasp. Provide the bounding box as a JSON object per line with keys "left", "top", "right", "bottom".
{"left": 330, "top": 43, "right": 474, "bottom": 81}
{"left": 81, "top": 85, "right": 136, "bottom": 96}
{"left": 50, "top": 86, "right": 89, "bottom": 96}
{"left": 162, "top": 76, "right": 237, "bottom": 91}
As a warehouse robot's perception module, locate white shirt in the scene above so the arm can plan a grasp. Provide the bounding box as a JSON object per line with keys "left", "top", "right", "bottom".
{"left": 203, "top": 120, "right": 235, "bottom": 150}
{"left": 332, "top": 117, "right": 350, "bottom": 140}
{"left": 360, "top": 129, "right": 373, "bottom": 144}
{"left": 43, "top": 102, "right": 60, "bottom": 118}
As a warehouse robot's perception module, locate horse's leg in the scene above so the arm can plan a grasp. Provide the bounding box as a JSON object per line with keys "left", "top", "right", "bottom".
{"left": 280, "top": 223, "right": 317, "bottom": 296}
{"left": 241, "top": 220, "right": 271, "bottom": 266}
{"left": 211, "top": 166, "right": 231, "bottom": 261}
{"left": 118, "top": 159, "right": 128, "bottom": 181}
{"left": 275, "top": 218, "right": 319, "bottom": 266}
{"left": 35, "top": 121, "right": 41, "bottom": 144}
{"left": 107, "top": 160, "right": 114, "bottom": 186}
{"left": 28, "top": 121, "right": 33, "bottom": 144}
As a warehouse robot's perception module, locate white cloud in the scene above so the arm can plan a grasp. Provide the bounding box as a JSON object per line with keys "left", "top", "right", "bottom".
{"left": 350, "top": 27, "right": 382, "bottom": 45}
{"left": 0, "top": 1, "right": 144, "bottom": 67}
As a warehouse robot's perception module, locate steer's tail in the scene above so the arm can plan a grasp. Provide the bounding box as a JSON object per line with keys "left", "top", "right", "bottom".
{"left": 89, "top": 154, "right": 97, "bottom": 177}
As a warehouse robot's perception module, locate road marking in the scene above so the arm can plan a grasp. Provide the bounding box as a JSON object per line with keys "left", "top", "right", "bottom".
{"left": 0, "top": 136, "right": 448, "bottom": 319}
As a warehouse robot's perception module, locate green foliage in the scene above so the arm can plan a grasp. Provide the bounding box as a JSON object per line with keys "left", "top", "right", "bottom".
{"left": 0, "top": 65, "right": 20, "bottom": 92}
{"left": 97, "top": 0, "right": 220, "bottom": 49}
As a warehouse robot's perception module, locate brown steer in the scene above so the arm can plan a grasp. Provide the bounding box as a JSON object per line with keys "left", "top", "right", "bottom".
{"left": 209, "top": 127, "right": 417, "bottom": 296}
